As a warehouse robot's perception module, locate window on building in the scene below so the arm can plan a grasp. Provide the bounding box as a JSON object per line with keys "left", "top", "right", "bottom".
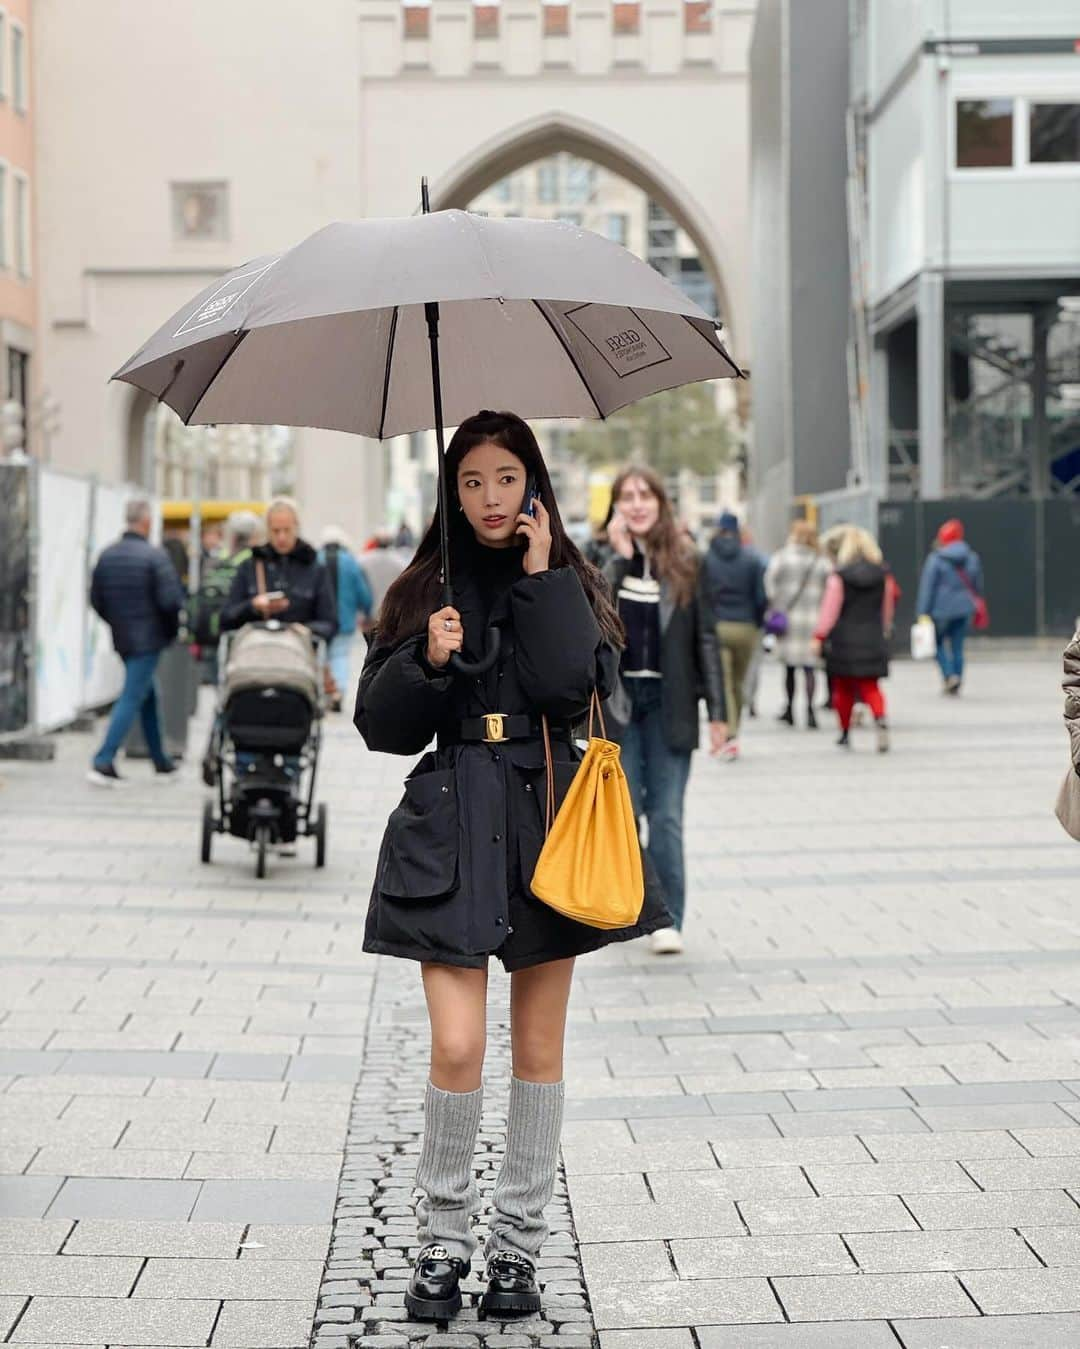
{"left": 605, "top": 213, "right": 628, "bottom": 246}
{"left": 13, "top": 172, "right": 28, "bottom": 277}
{"left": 11, "top": 19, "right": 24, "bottom": 113}
{"left": 493, "top": 177, "right": 513, "bottom": 202}
{"left": 556, "top": 211, "right": 582, "bottom": 227}
{"left": 0, "top": 12, "right": 7, "bottom": 101}
{"left": 684, "top": 0, "right": 711, "bottom": 33}
{"left": 8, "top": 346, "right": 28, "bottom": 406}
{"left": 613, "top": 2, "right": 640, "bottom": 34}
{"left": 543, "top": 3, "right": 569, "bottom": 37}
{"left": 565, "top": 159, "right": 595, "bottom": 204}
{"left": 403, "top": 3, "right": 430, "bottom": 39}
{"left": 1030, "top": 102, "right": 1080, "bottom": 164}
{"left": 171, "top": 182, "right": 229, "bottom": 242}
{"left": 474, "top": 4, "right": 498, "bottom": 39}
{"left": 537, "top": 162, "right": 559, "bottom": 203}
{"left": 0, "top": 162, "right": 8, "bottom": 268}
{"left": 955, "top": 99, "right": 1014, "bottom": 168}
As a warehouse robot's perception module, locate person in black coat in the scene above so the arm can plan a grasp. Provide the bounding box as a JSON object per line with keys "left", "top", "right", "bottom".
{"left": 87, "top": 497, "right": 185, "bottom": 786}
{"left": 812, "top": 526, "right": 895, "bottom": 752}
{"left": 354, "top": 411, "right": 672, "bottom": 1323}
{"left": 220, "top": 496, "right": 337, "bottom": 643}
{"left": 603, "top": 465, "right": 728, "bottom": 956}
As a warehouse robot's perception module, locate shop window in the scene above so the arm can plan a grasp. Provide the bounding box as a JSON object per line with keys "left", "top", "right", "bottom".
{"left": 956, "top": 99, "right": 1014, "bottom": 168}
{"left": 1030, "top": 102, "right": 1080, "bottom": 164}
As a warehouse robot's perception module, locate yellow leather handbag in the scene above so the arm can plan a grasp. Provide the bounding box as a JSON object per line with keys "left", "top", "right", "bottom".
{"left": 531, "top": 693, "right": 645, "bottom": 929}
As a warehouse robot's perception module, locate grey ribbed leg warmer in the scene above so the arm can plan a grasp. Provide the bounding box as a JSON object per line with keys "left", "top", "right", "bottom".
{"left": 414, "top": 1080, "right": 484, "bottom": 1265}
{"left": 484, "top": 1076, "right": 565, "bottom": 1263}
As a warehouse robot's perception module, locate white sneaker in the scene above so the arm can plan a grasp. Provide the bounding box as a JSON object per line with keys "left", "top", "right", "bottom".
{"left": 650, "top": 927, "right": 684, "bottom": 955}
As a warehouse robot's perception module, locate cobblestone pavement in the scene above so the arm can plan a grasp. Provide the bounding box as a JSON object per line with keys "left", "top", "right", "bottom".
{"left": 1, "top": 649, "right": 1078, "bottom": 1347}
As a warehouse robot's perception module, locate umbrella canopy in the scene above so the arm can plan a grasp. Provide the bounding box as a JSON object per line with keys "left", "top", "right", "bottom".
{"left": 112, "top": 210, "right": 742, "bottom": 440}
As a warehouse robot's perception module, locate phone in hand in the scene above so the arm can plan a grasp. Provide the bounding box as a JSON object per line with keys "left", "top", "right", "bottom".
{"left": 523, "top": 475, "right": 539, "bottom": 520}
{"left": 263, "top": 590, "right": 287, "bottom": 603}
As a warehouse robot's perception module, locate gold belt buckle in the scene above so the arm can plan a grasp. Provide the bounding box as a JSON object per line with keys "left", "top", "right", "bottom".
{"left": 483, "top": 713, "right": 507, "bottom": 743}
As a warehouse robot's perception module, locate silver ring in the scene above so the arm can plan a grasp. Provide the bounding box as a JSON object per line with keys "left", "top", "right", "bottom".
{"left": 443, "top": 619, "right": 454, "bottom": 631}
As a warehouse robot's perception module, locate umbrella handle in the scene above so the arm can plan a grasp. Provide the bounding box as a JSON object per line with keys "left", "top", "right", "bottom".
{"left": 449, "top": 626, "right": 502, "bottom": 677}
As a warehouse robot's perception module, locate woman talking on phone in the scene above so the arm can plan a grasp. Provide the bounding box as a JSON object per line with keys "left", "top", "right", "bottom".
{"left": 354, "top": 411, "right": 672, "bottom": 1323}
{"left": 604, "top": 466, "right": 727, "bottom": 956}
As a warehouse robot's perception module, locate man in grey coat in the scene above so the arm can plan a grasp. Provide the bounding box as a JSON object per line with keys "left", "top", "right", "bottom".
{"left": 87, "top": 497, "right": 185, "bottom": 786}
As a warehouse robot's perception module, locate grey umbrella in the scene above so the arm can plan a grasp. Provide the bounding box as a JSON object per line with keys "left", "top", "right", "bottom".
{"left": 113, "top": 185, "right": 742, "bottom": 671}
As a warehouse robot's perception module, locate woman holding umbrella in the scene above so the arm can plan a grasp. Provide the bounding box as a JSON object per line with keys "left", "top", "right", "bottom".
{"left": 355, "top": 410, "right": 673, "bottom": 1322}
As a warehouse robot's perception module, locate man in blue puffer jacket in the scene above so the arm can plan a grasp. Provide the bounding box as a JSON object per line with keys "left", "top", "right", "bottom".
{"left": 87, "top": 497, "right": 185, "bottom": 785}
{"left": 916, "top": 518, "right": 984, "bottom": 695}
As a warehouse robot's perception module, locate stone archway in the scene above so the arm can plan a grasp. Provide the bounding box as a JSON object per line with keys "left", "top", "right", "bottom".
{"left": 429, "top": 110, "right": 738, "bottom": 343}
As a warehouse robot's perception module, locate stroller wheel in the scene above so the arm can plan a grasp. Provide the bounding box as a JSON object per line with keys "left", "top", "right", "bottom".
{"left": 255, "top": 824, "right": 270, "bottom": 880}
{"left": 315, "top": 803, "right": 328, "bottom": 869}
{"left": 200, "top": 800, "right": 215, "bottom": 865}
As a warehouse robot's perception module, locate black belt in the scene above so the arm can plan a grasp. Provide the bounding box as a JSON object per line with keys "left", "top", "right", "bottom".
{"left": 456, "top": 714, "right": 570, "bottom": 744}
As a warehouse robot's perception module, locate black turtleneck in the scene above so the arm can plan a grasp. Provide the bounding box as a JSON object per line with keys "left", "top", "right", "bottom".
{"left": 466, "top": 537, "right": 528, "bottom": 622}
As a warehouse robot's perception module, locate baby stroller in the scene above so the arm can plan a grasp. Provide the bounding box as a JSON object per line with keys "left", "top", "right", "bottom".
{"left": 201, "top": 621, "right": 328, "bottom": 878}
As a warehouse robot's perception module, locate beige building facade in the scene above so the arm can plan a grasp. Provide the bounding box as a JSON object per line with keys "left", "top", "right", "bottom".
{"left": 0, "top": 0, "right": 34, "bottom": 448}
{"left": 33, "top": 0, "right": 754, "bottom": 539}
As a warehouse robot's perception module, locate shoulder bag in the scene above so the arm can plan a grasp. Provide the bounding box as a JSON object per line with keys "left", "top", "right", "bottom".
{"left": 764, "top": 558, "right": 817, "bottom": 638}
{"left": 531, "top": 692, "right": 644, "bottom": 930}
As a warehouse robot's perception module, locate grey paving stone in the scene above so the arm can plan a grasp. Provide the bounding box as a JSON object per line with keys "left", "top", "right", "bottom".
{"left": 46, "top": 1178, "right": 201, "bottom": 1221}
{"left": 698, "top": 1323, "right": 900, "bottom": 1348}
{"left": 647, "top": 1166, "right": 814, "bottom": 1204}
{"left": 561, "top": 1140, "right": 719, "bottom": 1175}
{"left": 564, "top": 1173, "right": 651, "bottom": 1206}
{"left": 705, "top": 1091, "right": 793, "bottom": 1115}
{"left": 916, "top": 1102, "right": 1075, "bottom": 1131}
{"left": 774, "top": 1108, "right": 929, "bottom": 1137}
{"left": 120, "top": 1121, "right": 274, "bottom": 1152}
{"left": 860, "top": 1129, "right": 1028, "bottom": 1161}
{"left": 65, "top": 1218, "right": 245, "bottom": 1257}
{"left": 841, "top": 1010, "right": 948, "bottom": 1028}
{"left": 945, "top": 1005, "right": 1069, "bottom": 1024}
{"left": 565, "top": 1094, "right": 712, "bottom": 1120}
{"left": 573, "top": 1198, "right": 744, "bottom": 1242}
{"left": 705, "top": 1015, "right": 844, "bottom": 1033}
{"left": 670, "top": 1232, "right": 855, "bottom": 1278}
{"left": 599, "top": 1332, "right": 694, "bottom": 1349}
{"left": 961, "top": 1266, "right": 1080, "bottom": 1315}
{"left": 191, "top": 1178, "right": 338, "bottom": 1223}
{"left": 0, "top": 1218, "right": 73, "bottom": 1254}
{"left": 133, "top": 1255, "right": 323, "bottom": 1300}
{"left": 208, "top": 1052, "right": 290, "bottom": 1081}
{"left": 29, "top": 1146, "right": 193, "bottom": 1178}
{"left": 739, "top": 1193, "right": 918, "bottom": 1235}
{"left": 0, "top": 1176, "right": 65, "bottom": 1218}
{"left": 804, "top": 1161, "right": 977, "bottom": 1195}
{"left": 590, "top": 1276, "right": 782, "bottom": 1329}
{"left": 580, "top": 1240, "right": 674, "bottom": 1283}
{"left": 894, "top": 1313, "right": 1080, "bottom": 1348}
{"left": 8, "top": 1295, "right": 218, "bottom": 1345}
{"left": 709, "top": 1135, "right": 871, "bottom": 1168}
{"left": 773, "top": 1270, "right": 976, "bottom": 1321}
{"left": 628, "top": 1115, "right": 781, "bottom": 1142}
{"left": 786, "top": 1087, "right": 915, "bottom": 1112}
{"left": 908, "top": 1081, "right": 1074, "bottom": 1106}
{"left": 0, "top": 1252, "right": 142, "bottom": 1296}
{"left": 184, "top": 1149, "right": 343, "bottom": 1180}
{"left": 0, "top": 1051, "right": 64, "bottom": 1075}
{"left": 284, "top": 1053, "right": 359, "bottom": 1082}
{"left": 846, "top": 1228, "right": 1041, "bottom": 1273}
{"left": 965, "top": 1156, "right": 1080, "bottom": 1190}
{"left": 1011, "top": 1127, "right": 1080, "bottom": 1156}
{"left": 60, "top": 1050, "right": 214, "bottom": 1077}
{"left": 0, "top": 1297, "right": 27, "bottom": 1342}
{"left": 905, "top": 1190, "right": 1080, "bottom": 1230}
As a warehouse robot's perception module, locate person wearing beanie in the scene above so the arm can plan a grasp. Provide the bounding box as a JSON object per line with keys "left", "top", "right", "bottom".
{"left": 354, "top": 412, "right": 674, "bottom": 1323}
{"left": 700, "top": 510, "right": 767, "bottom": 760}
{"left": 916, "top": 518, "right": 985, "bottom": 694}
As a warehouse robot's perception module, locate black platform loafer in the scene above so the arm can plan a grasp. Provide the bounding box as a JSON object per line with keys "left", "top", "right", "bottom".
{"left": 478, "top": 1250, "right": 542, "bottom": 1318}
{"left": 404, "top": 1243, "right": 470, "bottom": 1321}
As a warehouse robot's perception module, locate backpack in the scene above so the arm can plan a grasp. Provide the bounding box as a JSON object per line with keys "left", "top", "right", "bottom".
{"left": 191, "top": 548, "right": 250, "bottom": 647}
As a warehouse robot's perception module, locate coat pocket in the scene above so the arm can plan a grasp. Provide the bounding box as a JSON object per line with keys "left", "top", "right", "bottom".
{"left": 376, "top": 764, "right": 459, "bottom": 901}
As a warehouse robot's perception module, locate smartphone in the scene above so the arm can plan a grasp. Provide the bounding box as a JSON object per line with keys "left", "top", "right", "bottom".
{"left": 263, "top": 590, "right": 287, "bottom": 602}
{"left": 523, "top": 475, "right": 539, "bottom": 520}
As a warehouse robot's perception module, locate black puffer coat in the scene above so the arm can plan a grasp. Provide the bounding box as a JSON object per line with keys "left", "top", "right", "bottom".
{"left": 825, "top": 561, "right": 889, "bottom": 679}
{"left": 355, "top": 546, "right": 673, "bottom": 970}
{"left": 220, "top": 540, "right": 337, "bottom": 642}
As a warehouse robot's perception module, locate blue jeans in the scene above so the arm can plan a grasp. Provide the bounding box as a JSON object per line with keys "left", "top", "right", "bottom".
{"left": 327, "top": 633, "right": 355, "bottom": 701}
{"left": 93, "top": 650, "right": 168, "bottom": 770}
{"left": 618, "top": 677, "right": 692, "bottom": 931}
{"left": 935, "top": 616, "right": 970, "bottom": 682}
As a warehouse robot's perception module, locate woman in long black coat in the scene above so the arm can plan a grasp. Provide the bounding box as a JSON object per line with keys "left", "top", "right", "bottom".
{"left": 354, "top": 411, "right": 671, "bottom": 1323}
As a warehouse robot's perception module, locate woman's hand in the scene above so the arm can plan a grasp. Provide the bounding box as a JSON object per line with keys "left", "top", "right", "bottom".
{"left": 425, "top": 606, "right": 464, "bottom": 669}
{"left": 708, "top": 721, "right": 729, "bottom": 756}
{"left": 607, "top": 509, "right": 634, "bottom": 560}
{"left": 253, "top": 593, "right": 289, "bottom": 618}
{"left": 516, "top": 497, "right": 552, "bottom": 576}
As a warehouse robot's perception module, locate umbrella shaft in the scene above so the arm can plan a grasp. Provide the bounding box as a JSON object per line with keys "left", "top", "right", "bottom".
{"left": 425, "top": 300, "right": 452, "bottom": 605}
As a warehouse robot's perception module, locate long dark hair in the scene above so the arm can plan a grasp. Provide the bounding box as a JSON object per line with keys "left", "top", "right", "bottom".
{"left": 378, "top": 410, "right": 623, "bottom": 648}
{"left": 609, "top": 463, "right": 699, "bottom": 608}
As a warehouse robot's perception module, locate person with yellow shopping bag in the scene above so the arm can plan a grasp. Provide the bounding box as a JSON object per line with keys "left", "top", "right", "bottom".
{"left": 354, "top": 411, "right": 672, "bottom": 1324}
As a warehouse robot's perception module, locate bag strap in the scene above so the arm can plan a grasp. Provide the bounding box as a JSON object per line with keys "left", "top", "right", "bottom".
{"left": 787, "top": 559, "right": 817, "bottom": 610}
{"left": 540, "top": 691, "right": 606, "bottom": 838}
{"left": 255, "top": 557, "right": 267, "bottom": 597}
{"left": 950, "top": 560, "right": 979, "bottom": 602}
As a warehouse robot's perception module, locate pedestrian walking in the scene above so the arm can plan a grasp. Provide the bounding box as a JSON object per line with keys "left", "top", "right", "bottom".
{"left": 813, "top": 526, "right": 895, "bottom": 752}
{"left": 701, "top": 510, "right": 766, "bottom": 760}
{"left": 317, "top": 526, "right": 373, "bottom": 712}
{"left": 1056, "top": 628, "right": 1080, "bottom": 840}
{"left": 354, "top": 411, "right": 673, "bottom": 1322}
{"left": 603, "top": 464, "right": 727, "bottom": 956}
{"left": 765, "top": 521, "right": 832, "bottom": 728}
{"left": 87, "top": 497, "right": 185, "bottom": 787}
{"left": 916, "top": 518, "right": 986, "bottom": 695}
{"left": 191, "top": 509, "right": 260, "bottom": 665}
{"left": 739, "top": 525, "right": 769, "bottom": 720}
{"left": 220, "top": 497, "right": 337, "bottom": 643}
{"left": 360, "top": 535, "right": 412, "bottom": 633}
